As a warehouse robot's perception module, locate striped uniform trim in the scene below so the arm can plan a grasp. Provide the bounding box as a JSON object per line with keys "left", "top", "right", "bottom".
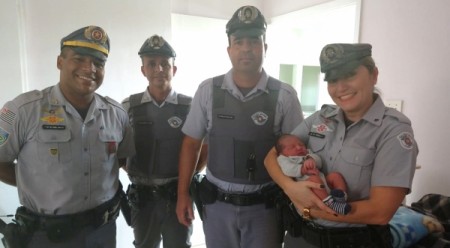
{"left": 0, "top": 108, "right": 16, "bottom": 125}
{"left": 63, "top": 40, "right": 109, "bottom": 55}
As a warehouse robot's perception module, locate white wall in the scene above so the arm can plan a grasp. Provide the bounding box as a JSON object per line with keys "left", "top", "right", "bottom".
{"left": 358, "top": 0, "right": 450, "bottom": 204}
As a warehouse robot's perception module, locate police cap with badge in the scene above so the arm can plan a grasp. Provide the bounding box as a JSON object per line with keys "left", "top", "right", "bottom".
{"left": 320, "top": 43, "right": 372, "bottom": 81}
{"left": 60, "top": 25, "right": 110, "bottom": 62}
{"left": 138, "top": 35, "right": 176, "bottom": 58}
{"left": 226, "top": 5, "right": 267, "bottom": 38}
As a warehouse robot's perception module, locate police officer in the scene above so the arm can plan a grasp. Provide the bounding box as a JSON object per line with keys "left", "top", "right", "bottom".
{"left": 176, "top": 6, "right": 304, "bottom": 248}
{"left": 0, "top": 25, "right": 135, "bottom": 247}
{"left": 265, "top": 43, "right": 419, "bottom": 247}
{"left": 122, "top": 35, "right": 207, "bottom": 248}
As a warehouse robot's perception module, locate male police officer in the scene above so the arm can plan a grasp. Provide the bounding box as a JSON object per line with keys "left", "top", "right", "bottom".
{"left": 176, "top": 6, "right": 304, "bottom": 248}
{"left": 0, "top": 25, "right": 135, "bottom": 247}
{"left": 122, "top": 35, "right": 207, "bottom": 248}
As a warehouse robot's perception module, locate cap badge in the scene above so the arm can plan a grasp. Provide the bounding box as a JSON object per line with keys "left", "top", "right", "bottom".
{"left": 321, "top": 44, "right": 344, "bottom": 64}
{"left": 84, "top": 26, "right": 108, "bottom": 44}
{"left": 150, "top": 35, "right": 165, "bottom": 50}
{"left": 238, "top": 6, "right": 258, "bottom": 23}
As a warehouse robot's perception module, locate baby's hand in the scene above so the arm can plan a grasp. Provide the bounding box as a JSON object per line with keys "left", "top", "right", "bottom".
{"left": 303, "top": 159, "right": 318, "bottom": 175}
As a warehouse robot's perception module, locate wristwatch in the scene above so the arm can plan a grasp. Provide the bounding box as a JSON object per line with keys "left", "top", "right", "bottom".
{"left": 302, "top": 207, "right": 312, "bottom": 221}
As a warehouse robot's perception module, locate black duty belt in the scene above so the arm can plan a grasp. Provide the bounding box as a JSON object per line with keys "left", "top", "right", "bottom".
{"left": 301, "top": 219, "right": 374, "bottom": 248}
{"left": 17, "top": 188, "right": 122, "bottom": 231}
{"left": 216, "top": 191, "right": 266, "bottom": 206}
{"left": 135, "top": 180, "right": 178, "bottom": 201}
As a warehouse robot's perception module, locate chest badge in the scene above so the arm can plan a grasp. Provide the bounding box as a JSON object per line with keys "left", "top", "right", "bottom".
{"left": 168, "top": 116, "right": 183, "bottom": 128}
{"left": 251, "top": 111, "right": 268, "bottom": 126}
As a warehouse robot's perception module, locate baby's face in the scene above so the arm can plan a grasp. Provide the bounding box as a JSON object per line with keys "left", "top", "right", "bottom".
{"left": 281, "top": 136, "right": 307, "bottom": 156}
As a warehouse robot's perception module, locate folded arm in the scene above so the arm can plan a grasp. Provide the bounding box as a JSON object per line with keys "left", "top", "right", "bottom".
{"left": 265, "top": 147, "right": 334, "bottom": 214}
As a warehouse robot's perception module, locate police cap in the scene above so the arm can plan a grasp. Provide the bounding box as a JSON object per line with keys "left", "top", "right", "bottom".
{"left": 226, "top": 6, "right": 267, "bottom": 38}
{"left": 320, "top": 43, "right": 372, "bottom": 81}
{"left": 138, "top": 35, "right": 176, "bottom": 58}
{"left": 60, "top": 26, "right": 110, "bottom": 62}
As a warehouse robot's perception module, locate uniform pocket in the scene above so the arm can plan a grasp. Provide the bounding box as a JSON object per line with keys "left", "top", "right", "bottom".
{"left": 98, "top": 129, "right": 123, "bottom": 162}
{"left": 308, "top": 136, "right": 326, "bottom": 153}
{"left": 36, "top": 128, "right": 72, "bottom": 163}
{"left": 339, "top": 147, "right": 375, "bottom": 199}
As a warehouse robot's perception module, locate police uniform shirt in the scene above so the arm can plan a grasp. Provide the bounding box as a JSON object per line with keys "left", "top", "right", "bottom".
{"left": 0, "top": 84, "right": 135, "bottom": 215}
{"left": 182, "top": 68, "right": 304, "bottom": 192}
{"left": 122, "top": 88, "right": 184, "bottom": 185}
{"left": 291, "top": 95, "right": 418, "bottom": 225}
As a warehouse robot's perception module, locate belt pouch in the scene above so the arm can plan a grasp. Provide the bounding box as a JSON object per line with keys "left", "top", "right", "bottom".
{"left": 198, "top": 178, "right": 217, "bottom": 204}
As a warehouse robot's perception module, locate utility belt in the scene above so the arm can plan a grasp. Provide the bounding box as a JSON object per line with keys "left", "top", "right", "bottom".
{"left": 193, "top": 175, "right": 282, "bottom": 208}
{"left": 127, "top": 181, "right": 178, "bottom": 209}
{"left": 301, "top": 220, "right": 374, "bottom": 248}
{"left": 13, "top": 188, "right": 121, "bottom": 243}
{"left": 280, "top": 195, "right": 392, "bottom": 248}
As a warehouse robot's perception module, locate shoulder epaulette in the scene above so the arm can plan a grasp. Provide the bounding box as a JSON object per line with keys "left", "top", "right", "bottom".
{"left": 385, "top": 108, "right": 411, "bottom": 124}
{"left": 12, "top": 89, "right": 44, "bottom": 107}
{"left": 103, "top": 95, "right": 126, "bottom": 112}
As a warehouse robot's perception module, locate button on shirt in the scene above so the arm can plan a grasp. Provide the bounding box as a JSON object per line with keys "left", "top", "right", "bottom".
{"left": 0, "top": 84, "right": 135, "bottom": 215}
{"left": 182, "top": 69, "right": 304, "bottom": 192}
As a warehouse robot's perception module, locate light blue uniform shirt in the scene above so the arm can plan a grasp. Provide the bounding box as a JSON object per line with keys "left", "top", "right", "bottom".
{"left": 292, "top": 95, "right": 418, "bottom": 227}
{"left": 0, "top": 84, "right": 135, "bottom": 215}
{"left": 182, "top": 69, "right": 304, "bottom": 192}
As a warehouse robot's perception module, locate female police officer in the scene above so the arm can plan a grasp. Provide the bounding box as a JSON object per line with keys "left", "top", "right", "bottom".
{"left": 265, "top": 43, "right": 418, "bottom": 247}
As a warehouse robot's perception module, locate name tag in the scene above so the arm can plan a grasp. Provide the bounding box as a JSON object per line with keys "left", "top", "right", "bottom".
{"left": 217, "top": 114, "right": 235, "bottom": 120}
{"left": 42, "top": 125, "right": 66, "bottom": 130}
{"left": 309, "top": 132, "right": 325, "bottom": 139}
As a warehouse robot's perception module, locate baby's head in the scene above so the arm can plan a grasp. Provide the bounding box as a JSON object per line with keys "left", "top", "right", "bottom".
{"left": 276, "top": 134, "right": 307, "bottom": 156}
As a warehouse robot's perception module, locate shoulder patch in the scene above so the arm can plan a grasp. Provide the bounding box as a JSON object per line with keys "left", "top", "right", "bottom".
{"left": 0, "top": 127, "right": 10, "bottom": 146}
{"left": 397, "top": 132, "right": 414, "bottom": 150}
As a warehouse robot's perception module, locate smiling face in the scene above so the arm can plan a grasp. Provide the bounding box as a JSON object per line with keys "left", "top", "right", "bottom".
{"left": 227, "top": 35, "right": 267, "bottom": 75}
{"left": 57, "top": 48, "right": 105, "bottom": 100}
{"left": 141, "top": 55, "right": 176, "bottom": 90}
{"left": 327, "top": 64, "right": 378, "bottom": 122}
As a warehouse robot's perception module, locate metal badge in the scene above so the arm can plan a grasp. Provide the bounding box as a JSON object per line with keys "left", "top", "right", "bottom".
{"left": 168, "top": 116, "right": 183, "bottom": 128}
{"left": 84, "top": 26, "right": 108, "bottom": 44}
{"left": 149, "top": 35, "right": 165, "bottom": 50}
{"left": 49, "top": 148, "right": 58, "bottom": 156}
{"left": 238, "top": 6, "right": 259, "bottom": 24}
{"left": 321, "top": 44, "right": 345, "bottom": 65}
{"left": 251, "top": 111, "right": 268, "bottom": 126}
